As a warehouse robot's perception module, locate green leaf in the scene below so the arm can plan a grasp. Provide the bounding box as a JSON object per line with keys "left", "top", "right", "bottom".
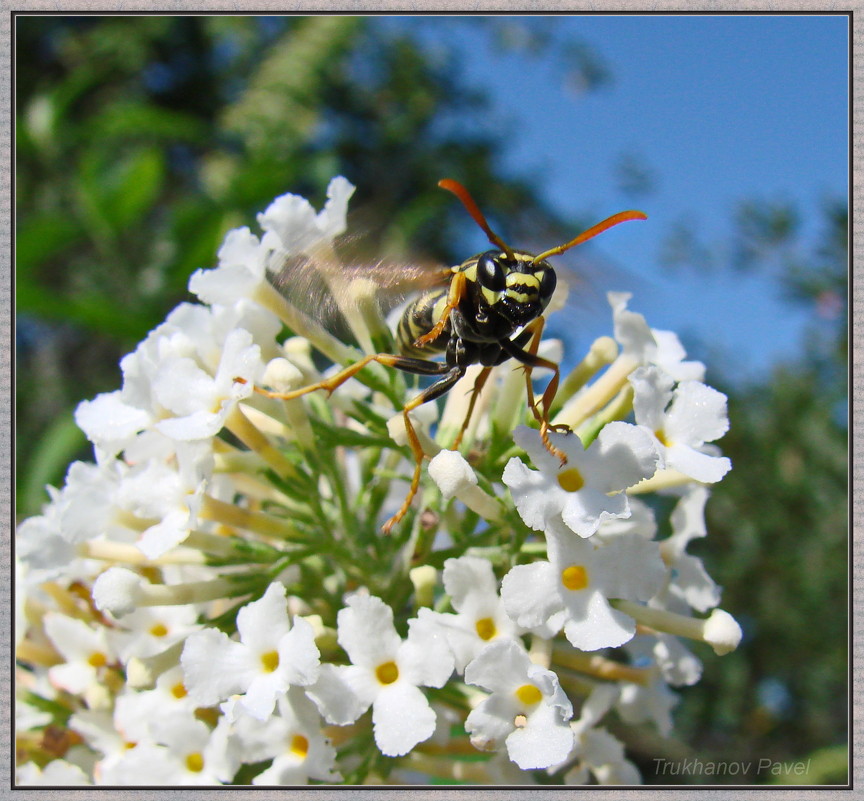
{"left": 16, "top": 275, "right": 155, "bottom": 339}
{"left": 108, "top": 147, "right": 167, "bottom": 231}
{"left": 88, "top": 103, "right": 210, "bottom": 144}
{"left": 76, "top": 145, "right": 166, "bottom": 237}
{"left": 313, "top": 422, "right": 395, "bottom": 450}
{"left": 16, "top": 212, "right": 84, "bottom": 273}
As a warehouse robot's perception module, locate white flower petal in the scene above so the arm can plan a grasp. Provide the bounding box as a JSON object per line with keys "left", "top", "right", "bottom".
{"left": 337, "top": 595, "right": 402, "bottom": 667}
{"left": 305, "top": 664, "right": 373, "bottom": 725}
{"left": 505, "top": 703, "right": 574, "bottom": 770}
{"left": 562, "top": 592, "right": 635, "bottom": 651}
{"left": 588, "top": 422, "right": 659, "bottom": 492}
{"left": 665, "top": 382, "right": 729, "bottom": 445}
{"left": 372, "top": 682, "right": 435, "bottom": 757}
{"left": 501, "top": 562, "right": 562, "bottom": 631}
{"left": 667, "top": 444, "right": 731, "bottom": 483}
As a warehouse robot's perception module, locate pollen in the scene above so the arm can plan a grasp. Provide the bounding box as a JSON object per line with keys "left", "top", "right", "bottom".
{"left": 185, "top": 752, "right": 205, "bottom": 773}
{"left": 561, "top": 564, "right": 589, "bottom": 591}
{"left": 475, "top": 617, "right": 497, "bottom": 641}
{"left": 514, "top": 683, "right": 543, "bottom": 706}
{"left": 171, "top": 682, "right": 188, "bottom": 699}
{"left": 557, "top": 467, "right": 584, "bottom": 492}
{"left": 375, "top": 660, "right": 399, "bottom": 685}
{"left": 290, "top": 734, "right": 310, "bottom": 759}
{"left": 87, "top": 651, "right": 107, "bottom": 668}
{"left": 149, "top": 623, "right": 169, "bottom": 637}
{"left": 261, "top": 650, "right": 280, "bottom": 673}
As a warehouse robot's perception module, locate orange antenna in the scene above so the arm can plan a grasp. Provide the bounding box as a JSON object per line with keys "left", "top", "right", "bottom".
{"left": 531, "top": 210, "right": 647, "bottom": 264}
{"left": 438, "top": 178, "right": 516, "bottom": 261}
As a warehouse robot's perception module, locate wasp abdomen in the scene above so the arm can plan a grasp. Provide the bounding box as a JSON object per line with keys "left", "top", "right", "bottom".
{"left": 396, "top": 289, "right": 451, "bottom": 357}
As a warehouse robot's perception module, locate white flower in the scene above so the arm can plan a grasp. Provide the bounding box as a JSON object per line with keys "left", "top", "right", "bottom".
{"left": 224, "top": 688, "right": 342, "bottom": 785}
{"left": 112, "top": 665, "right": 200, "bottom": 744}
{"left": 565, "top": 684, "right": 641, "bottom": 785}
{"left": 258, "top": 176, "right": 354, "bottom": 259}
{"left": 17, "top": 759, "right": 91, "bottom": 786}
{"left": 656, "top": 485, "right": 722, "bottom": 613}
{"left": 181, "top": 582, "right": 320, "bottom": 720}
{"left": 609, "top": 293, "right": 705, "bottom": 381}
{"left": 306, "top": 594, "right": 454, "bottom": 757}
{"left": 616, "top": 677, "right": 679, "bottom": 737}
{"left": 189, "top": 227, "right": 269, "bottom": 305}
{"left": 503, "top": 424, "right": 658, "bottom": 538}
{"left": 501, "top": 524, "right": 667, "bottom": 651}
{"left": 625, "top": 633, "right": 703, "bottom": 688}
{"left": 418, "top": 556, "right": 522, "bottom": 673}
{"left": 43, "top": 613, "right": 118, "bottom": 696}
{"left": 464, "top": 639, "right": 574, "bottom": 770}
{"left": 98, "top": 714, "right": 238, "bottom": 785}
{"left": 110, "top": 604, "right": 201, "bottom": 661}
{"left": 152, "top": 328, "right": 261, "bottom": 441}
{"left": 630, "top": 365, "right": 732, "bottom": 483}
{"left": 651, "top": 329, "right": 705, "bottom": 382}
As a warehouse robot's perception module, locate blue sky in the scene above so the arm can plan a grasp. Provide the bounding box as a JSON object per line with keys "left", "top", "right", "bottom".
{"left": 386, "top": 14, "right": 849, "bottom": 382}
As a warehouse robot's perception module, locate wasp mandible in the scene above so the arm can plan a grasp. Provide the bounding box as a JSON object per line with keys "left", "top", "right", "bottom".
{"left": 255, "top": 179, "right": 646, "bottom": 533}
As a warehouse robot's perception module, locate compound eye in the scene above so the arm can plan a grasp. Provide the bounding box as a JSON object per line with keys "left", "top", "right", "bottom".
{"left": 477, "top": 251, "right": 507, "bottom": 291}
{"left": 539, "top": 266, "right": 557, "bottom": 300}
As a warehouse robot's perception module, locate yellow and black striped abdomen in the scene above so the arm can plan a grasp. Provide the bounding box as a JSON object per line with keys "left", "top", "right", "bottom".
{"left": 396, "top": 288, "right": 451, "bottom": 357}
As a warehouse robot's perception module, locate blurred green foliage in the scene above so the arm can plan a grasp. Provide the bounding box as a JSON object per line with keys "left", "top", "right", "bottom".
{"left": 16, "top": 14, "right": 847, "bottom": 785}
{"left": 16, "top": 16, "right": 581, "bottom": 512}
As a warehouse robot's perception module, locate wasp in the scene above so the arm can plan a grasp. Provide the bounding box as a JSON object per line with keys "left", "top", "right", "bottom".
{"left": 255, "top": 179, "right": 646, "bottom": 533}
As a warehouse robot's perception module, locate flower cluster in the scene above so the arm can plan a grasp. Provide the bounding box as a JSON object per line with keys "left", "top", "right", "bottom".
{"left": 16, "top": 177, "right": 741, "bottom": 785}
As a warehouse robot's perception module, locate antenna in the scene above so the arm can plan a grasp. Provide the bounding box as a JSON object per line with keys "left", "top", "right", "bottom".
{"left": 531, "top": 210, "right": 647, "bottom": 264}
{"left": 438, "top": 178, "right": 516, "bottom": 261}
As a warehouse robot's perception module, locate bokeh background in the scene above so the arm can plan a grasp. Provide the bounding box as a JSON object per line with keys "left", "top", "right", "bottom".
{"left": 15, "top": 15, "right": 848, "bottom": 784}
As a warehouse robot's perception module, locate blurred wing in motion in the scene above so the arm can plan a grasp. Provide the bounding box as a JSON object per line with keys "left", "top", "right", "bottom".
{"left": 268, "top": 233, "right": 451, "bottom": 346}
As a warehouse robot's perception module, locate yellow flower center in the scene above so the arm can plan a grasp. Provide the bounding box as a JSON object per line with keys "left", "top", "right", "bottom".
{"left": 149, "top": 623, "right": 169, "bottom": 637}
{"left": 561, "top": 564, "right": 589, "bottom": 591}
{"left": 185, "top": 752, "right": 204, "bottom": 773}
{"left": 514, "top": 684, "right": 543, "bottom": 706}
{"left": 171, "top": 682, "right": 188, "bottom": 699}
{"left": 557, "top": 467, "right": 584, "bottom": 492}
{"left": 290, "top": 734, "right": 309, "bottom": 759}
{"left": 261, "top": 650, "right": 280, "bottom": 673}
{"left": 475, "top": 617, "right": 497, "bottom": 641}
{"left": 375, "top": 660, "right": 399, "bottom": 685}
{"left": 87, "top": 651, "right": 107, "bottom": 668}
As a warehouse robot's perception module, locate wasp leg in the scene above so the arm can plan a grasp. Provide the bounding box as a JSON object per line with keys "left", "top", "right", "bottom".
{"left": 500, "top": 319, "right": 569, "bottom": 464}
{"left": 382, "top": 364, "right": 467, "bottom": 535}
{"left": 413, "top": 271, "right": 467, "bottom": 348}
{"left": 249, "top": 352, "right": 463, "bottom": 534}
{"left": 251, "top": 352, "right": 453, "bottom": 403}
{"left": 450, "top": 366, "right": 493, "bottom": 451}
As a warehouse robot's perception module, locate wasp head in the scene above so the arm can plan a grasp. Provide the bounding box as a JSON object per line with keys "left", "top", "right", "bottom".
{"left": 473, "top": 249, "right": 557, "bottom": 326}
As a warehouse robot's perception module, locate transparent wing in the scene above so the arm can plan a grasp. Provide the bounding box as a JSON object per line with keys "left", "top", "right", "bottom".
{"left": 267, "top": 233, "right": 451, "bottom": 343}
